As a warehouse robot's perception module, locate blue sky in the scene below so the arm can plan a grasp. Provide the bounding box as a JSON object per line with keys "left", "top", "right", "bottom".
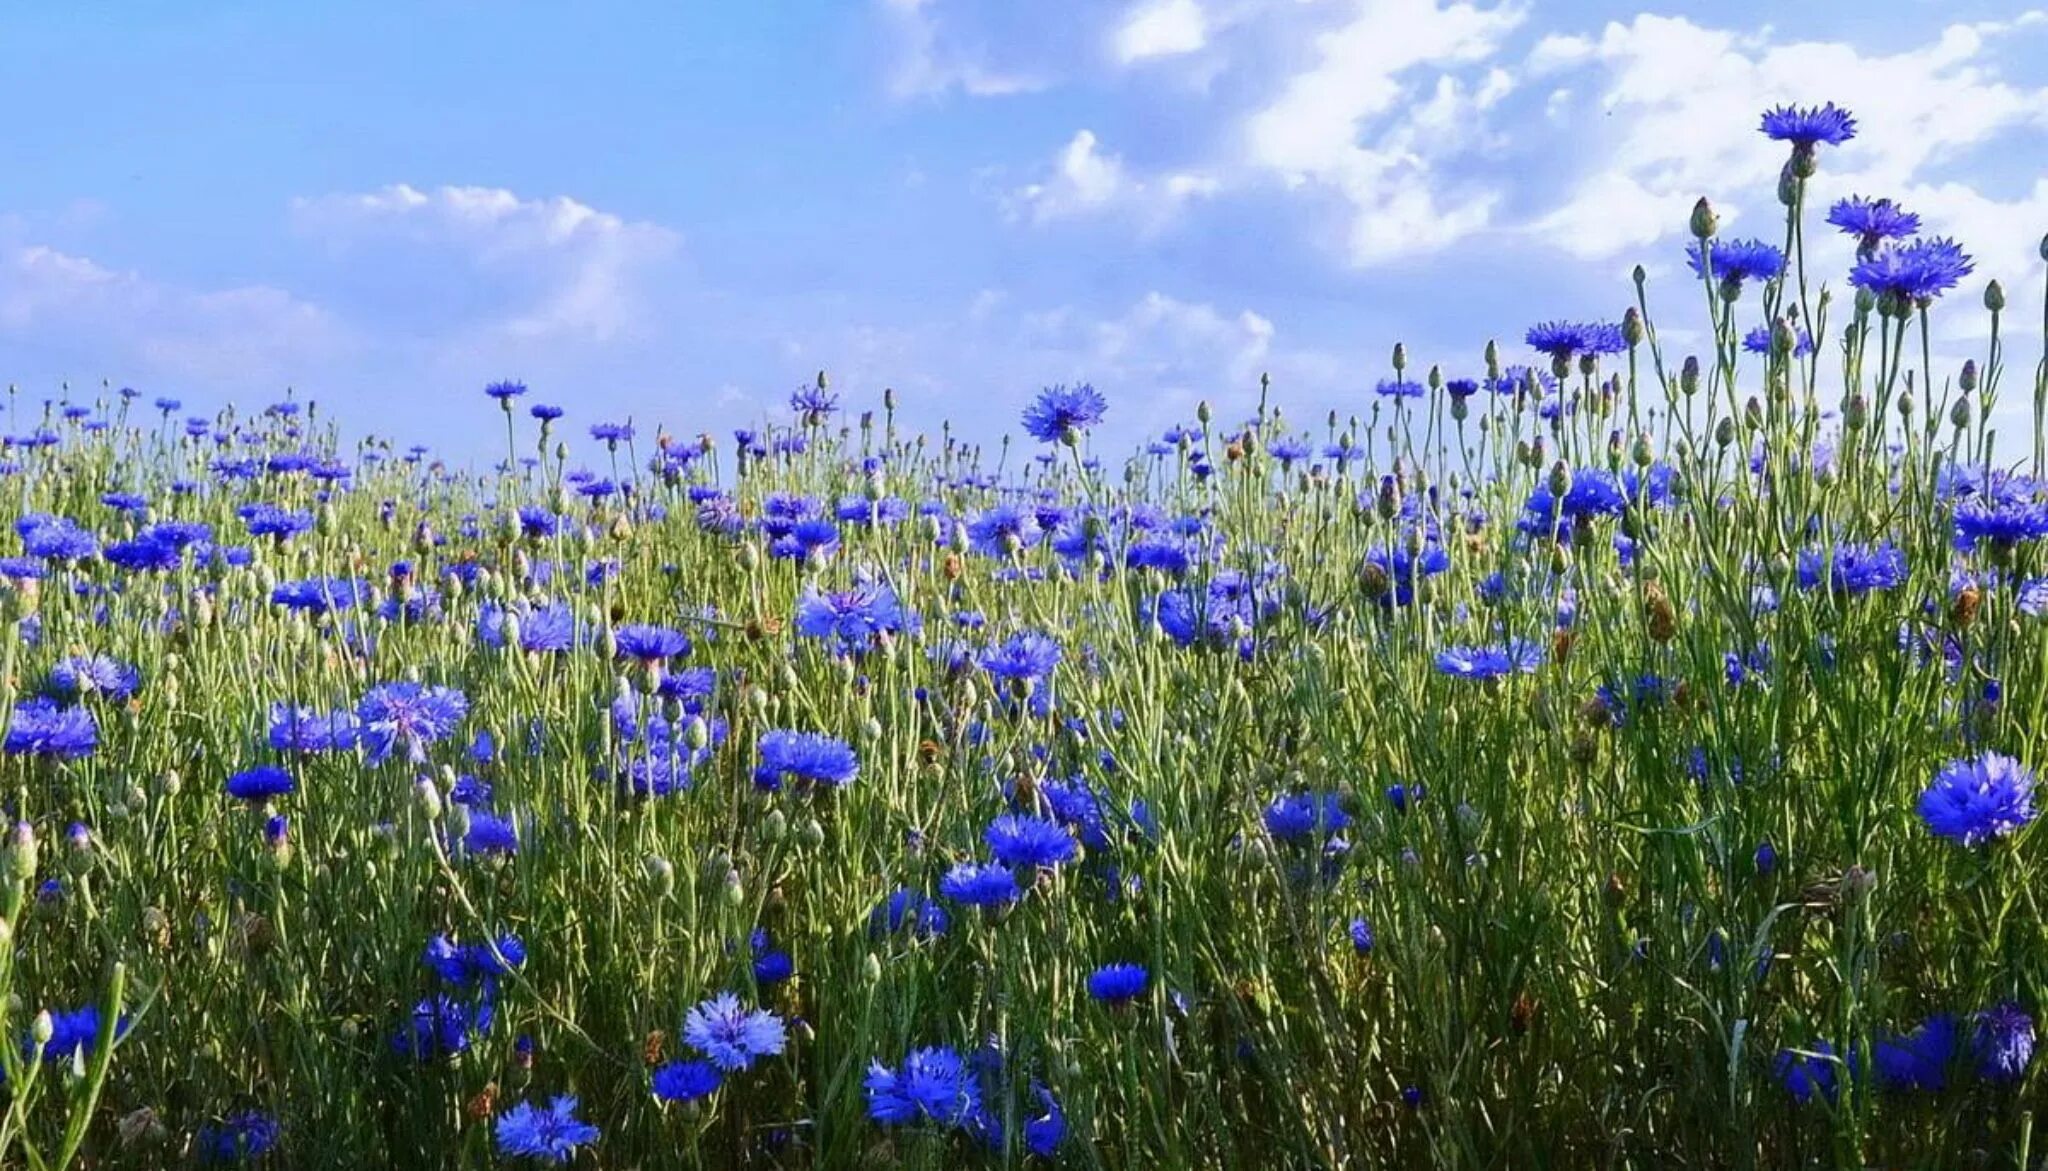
{"left": 3, "top": 1, "right": 2044, "bottom": 461}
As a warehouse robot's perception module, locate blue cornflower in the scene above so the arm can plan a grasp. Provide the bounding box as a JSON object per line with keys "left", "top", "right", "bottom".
{"left": 356, "top": 682, "right": 468, "bottom": 765}
{"left": 268, "top": 705, "right": 357, "bottom": 754}
{"left": 1827, "top": 196, "right": 1919, "bottom": 252}
{"left": 866, "top": 1046, "right": 980, "bottom": 1127}
{"left": 1850, "top": 237, "right": 1973, "bottom": 306}
{"left": 425, "top": 933, "right": 527, "bottom": 988}
{"left": 1087, "top": 961, "right": 1149, "bottom": 1005}
{"left": 1374, "top": 378, "right": 1425, "bottom": 399}
{"left": 1025, "top": 1083, "right": 1066, "bottom": 1157}
{"left": 768, "top": 517, "right": 840, "bottom": 562}
{"left": 1760, "top": 102, "right": 1856, "bottom": 148}
{"left": 1796, "top": 541, "right": 1906, "bottom": 594}
{"left": 1872, "top": 1014, "right": 1958, "bottom": 1092}
{"left": 240, "top": 503, "right": 315, "bottom": 540}
{"left": 939, "top": 861, "right": 1021, "bottom": 908}
{"left": 589, "top": 421, "right": 634, "bottom": 445}
{"left": 870, "top": 888, "right": 950, "bottom": 940}
{"left": 984, "top": 813, "right": 1078, "bottom": 870}
{"left": 1973, "top": 1002, "right": 2035, "bottom": 1082}
{"left": 1686, "top": 238, "right": 1785, "bottom": 287}
{"left": 794, "top": 583, "right": 906, "bottom": 653}
{"left": 485, "top": 380, "right": 528, "bottom": 401}
{"left": 750, "top": 928, "right": 793, "bottom": 985}
{"left": 5, "top": 698, "right": 98, "bottom": 759}
{"left": 682, "top": 992, "right": 786, "bottom": 1072}
{"left": 1774, "top": 1042, "right": 1842, "bottom": 1105}
{"left": 1524, "top": 468, "right": 1627, "bottom": 521}
{"left": 47, "top": 655, "right": 141, "bottom": 702}
{"left": 1742, "top": 323, "right": 1813, "bottom": 358}
{"left": 1349, "top": 916, "right": 1375, "bottom": 955}
{"left": 226, "top": 765, "right": 295, "bottom": 803}
{"left": 271, "top": 577, "right": 365, "bottom": 614}
{"left": 21, "top": 518, "right": 98, "bottom": 562}
{"left": 495, "top": 1095, "right": 600, "bottom": 1164}
{"left": 26, "top": 1004, "right": 130, "bottom": 1063}
{"left": 482, "top": 600, "right": 580, "bottom": 654}
{"left": 1955, "top": 497, "right": 2048, "bottom": 551}
{"left": 978, "top": 631, "right": 1062, "bottom": 685}
{"left": 102, "top": 534, "right": 181, "bottom": 572}
{"left": 652, "top": 1059, "right": 723, "bottom": 1103}
{"left": 1021, "top": 383, "right": 1108, "bottom": 444}
{"left": 394, "top": 993, "right": 494, "bottom": 1061}
{"left": 1526, "top": 321, "right": 1626, "bottom": 361}
{"left": 1919, "top": 752, "right": 2035, "bottom": 847}
{"left": 1434, "top": 641, "right": 1542, "bottom": 680}
{"left": 197, "top": 1111, "right": 280, "bottom": 1163}
{"left": 965, "top": 503, "right": 1043, "bottom": 557}
{"left": 530, "top": 403, "right": 564, "bottom": 422}
{"left": 463, "top": 812, "right": 520, "bottom": 856}
{"left": 614, "top": 624, "right": 691, "bottom": 664}
{"left": 1263, "top": 792, "right": 1350, "bottom": 844}
{"left": 754, "top": 729, "right": 859, "bottom": 792}
{"left": 789, "top": 383, "right": 839, "bottom": 424}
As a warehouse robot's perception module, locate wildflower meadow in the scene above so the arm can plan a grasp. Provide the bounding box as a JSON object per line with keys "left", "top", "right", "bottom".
{"left": 0, "top": 104, "right": 2044, "bottom": 1168}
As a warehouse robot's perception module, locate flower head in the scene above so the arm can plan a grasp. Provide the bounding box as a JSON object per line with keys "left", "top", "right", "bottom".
{"left": 985, "top": 813, "right": 1079, "bottom": 870}
{"left": 978, "top": 631, "right": 1062, "bottom": 685}
{"left": 4, "top": 698, "right": 98, "bottom": 759}
{"left": 1973, "top": 1002, "right": 2036, "bottom": 1082}
{"left": 1759, "top": 103, "right": 1856, "bottom": 148}
{"left": 1525, "top": 321, "right": 1626, "bottom": 361}
{"left": 1917, "top": 751, "right": 2035, "bottom": 846}
{"left": 1434, "top": 641, "right": 1543, "bottom": 681}
{"left": 356, "top": 682, "right": 468, "bottom": 765}
{"left": 866, "top": 1046, "right": 980, "bottom": 1126}
{"left": 1686, "top": 238, "right": 1785, "bottom": 287}
{"left": 1773, "top": 1042, "right": 1842, "bottom": 1105}
{"left": 794, "top": 582, "right": 906, "bottom": 654}
{"left": 197, "top": 1111, "right": 280, "bottom": 1163}
{"left": 1850, "top": 238, "right": 1973, "bottom": 306}
{"left": 939, "top": 861, "right": 1020, "bottom": 908}
{"left": 494, "top": 1095, "right": 599, "bottom": 1164}
{"left": 1021, "top": 383, "right": 1108, "bottom": 444}
{"left": 754, "top": 729, "right": 859, "bottom": 792}
{"left": 1827, "top": 196, "right": 1919, "bottom": 252}
{"left": 1087, "top": 961, "right": 1150, "bottom": 1005}
{"left": 682, "top": 992, "right": 786, "bottom": 1072}
{"left": 226, "top": 765, "right": 295, "bottom": 803}
{"left": 652, "top": 1059, "right": 723, "bottom": 1103}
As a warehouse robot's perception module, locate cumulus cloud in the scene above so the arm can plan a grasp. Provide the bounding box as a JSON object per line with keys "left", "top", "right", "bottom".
{"left": 877, "top": 0, "right": 1052, "bottom": 99}
{"left": 1009, "top": 131, "right": 1220, "bottom": 228}
{"left": 1526, "top": 12, "right": 2048, "bottom": 260}
{"left": 0, "top": 242, "right": 349, "bottom": 387}
{"left": 1114, "top": 0, "right": 1209, "bottom": 63}
{"left": 291, "top": 184, "right": 680, "bottom": 343}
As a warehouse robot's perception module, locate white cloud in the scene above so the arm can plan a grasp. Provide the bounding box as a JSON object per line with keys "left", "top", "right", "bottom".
{"left": 1526, "top": 12, "right": 2048, "bottom": 260}
{"left": 878, "top": 0, "right": 1048, "bottom": 99}
{"left": 0, "top": 243, "right": 349, "bottom": 385}
{"left": 1010, "top": 130, "right": 1219, "bottom": 228}
{"left": 1114, "top": 0, "right": 1209, "bottom": 63}
{"left": 1239, "top": 0, "right": 1527, "bottom": 263}
{"left": 292, "top": 184, "right": 679, "bottom": 342}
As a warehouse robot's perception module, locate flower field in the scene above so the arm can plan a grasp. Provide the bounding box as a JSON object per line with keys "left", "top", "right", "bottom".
{"left": 0, "top": 105, "right": 2044, "bottom": 1168}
